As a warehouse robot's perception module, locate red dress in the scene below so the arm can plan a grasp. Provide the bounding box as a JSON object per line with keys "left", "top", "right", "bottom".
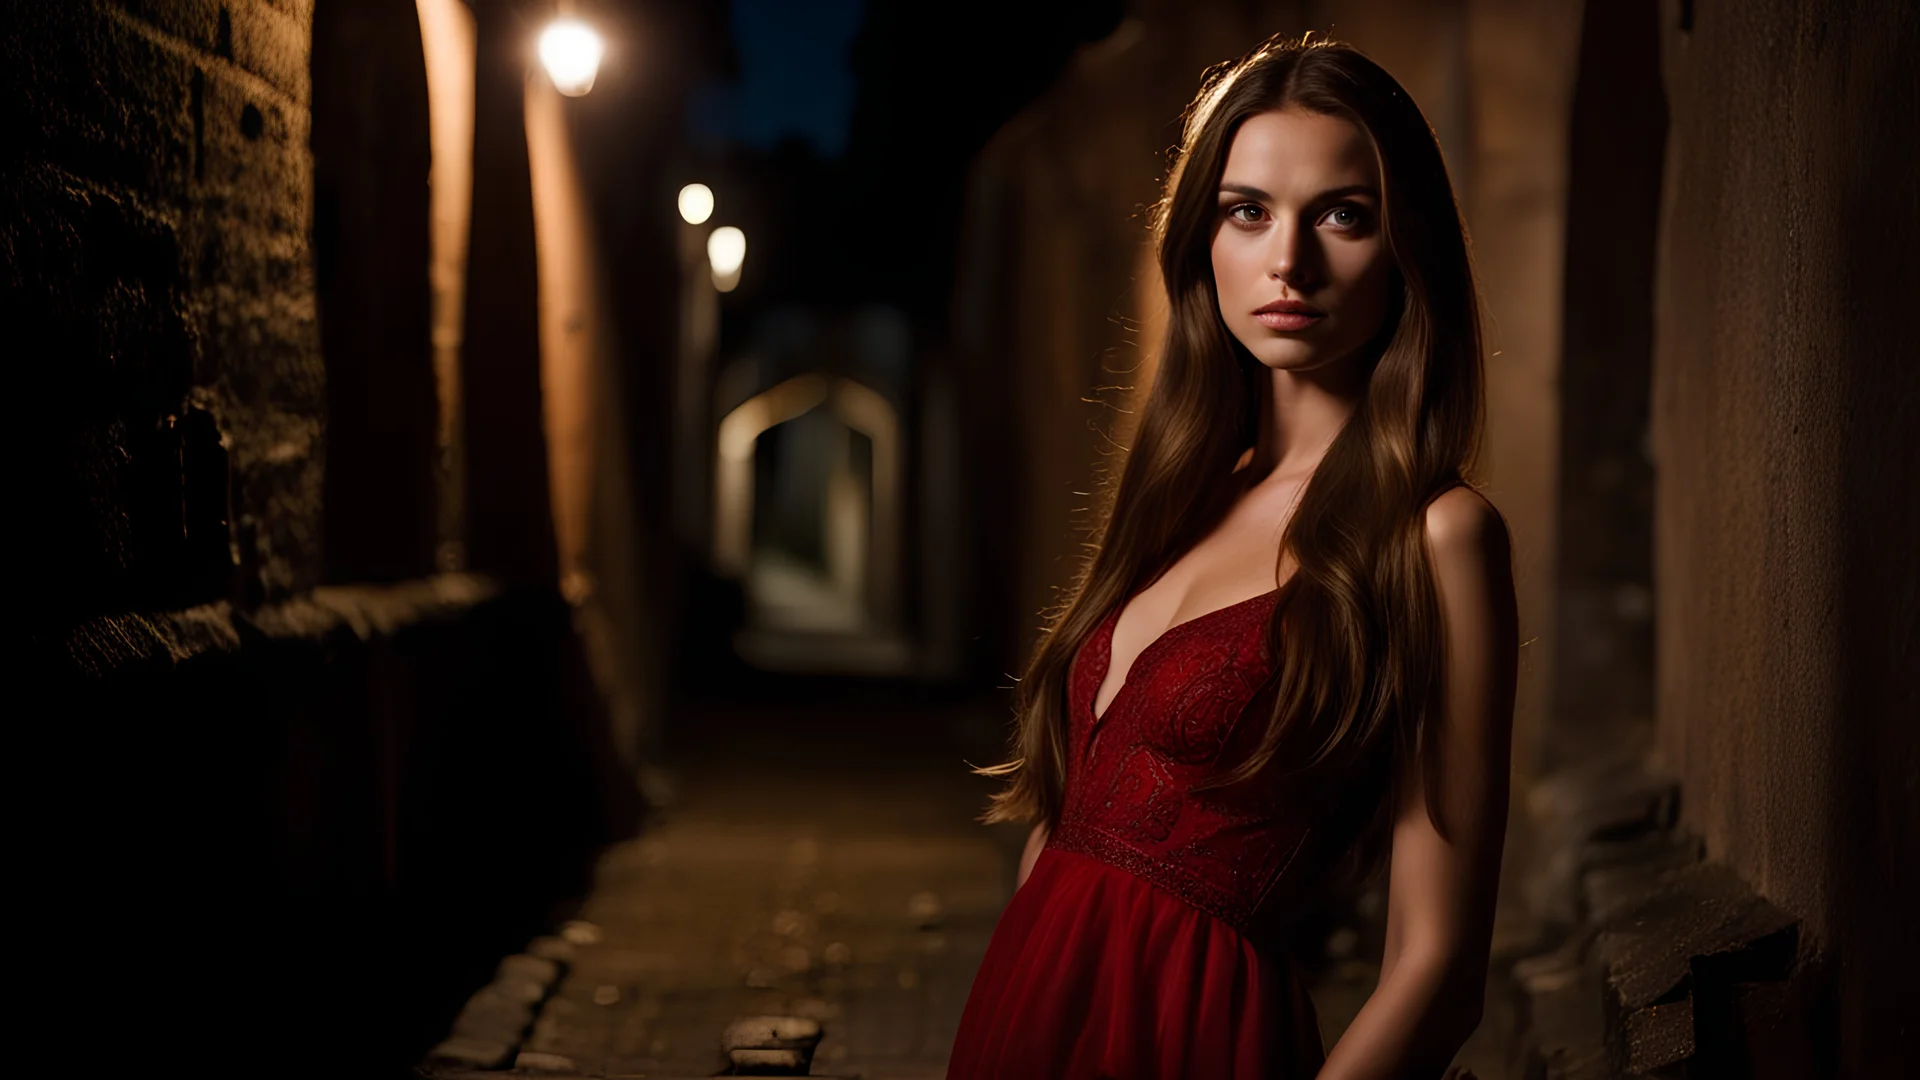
{"left": 948, "top": 590, "right": 1327, "bottom": 1079}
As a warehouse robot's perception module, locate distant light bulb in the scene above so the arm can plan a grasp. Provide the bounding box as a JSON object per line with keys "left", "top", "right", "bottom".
{"left": 538, "top": 19, "right": 603, "bottom": 97}
{"left": 708, "top": 225, "right": 746, "bottom": 278}
{"left": 678, "top": 183, "right": 714, "bottom": 225}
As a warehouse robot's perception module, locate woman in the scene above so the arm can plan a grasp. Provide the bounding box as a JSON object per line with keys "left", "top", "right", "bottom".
{"left": 948, "top": 35, "right": 1518, "bottom": 1080}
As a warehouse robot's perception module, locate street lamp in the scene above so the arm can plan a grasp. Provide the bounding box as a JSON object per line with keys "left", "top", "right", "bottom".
{"left": 538, "top": 17, "right": 603, "bottom": 97}
{"left": 707, "top": 225, "right": 745, "bottom": 293}
{"left": 678, "top": 183, "right": 714, "bottom": 225}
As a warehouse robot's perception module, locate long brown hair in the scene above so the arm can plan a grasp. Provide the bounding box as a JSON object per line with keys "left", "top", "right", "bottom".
{"left": 978, "top": 34, "right": 1485, "bottom": 880}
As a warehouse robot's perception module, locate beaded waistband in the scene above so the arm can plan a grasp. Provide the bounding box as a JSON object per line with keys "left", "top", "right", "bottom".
{"left": 1047, "top": 821, "right": 1259, "bottom": 936}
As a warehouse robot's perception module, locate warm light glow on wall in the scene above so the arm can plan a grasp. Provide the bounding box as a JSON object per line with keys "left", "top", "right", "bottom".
{"left": 415, "top": 0, "right": 476, "bottom": 570}
{"left": 538, "top": 18, "right": 603, "bottom": 97}
{"left": 678, "top": 183, "right": 714, "bottom": 225}
{"left": 707, "top": 225, "right": 746, "bottom": 292}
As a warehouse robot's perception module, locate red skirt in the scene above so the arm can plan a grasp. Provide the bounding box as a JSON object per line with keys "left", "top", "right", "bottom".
{"left": 947, "top": 848, "right": 1325, "bottom": 1079}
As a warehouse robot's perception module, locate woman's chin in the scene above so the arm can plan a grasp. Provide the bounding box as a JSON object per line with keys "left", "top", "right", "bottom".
{"left": 1243, "top": 339, "right": 1349, "bottom": 375}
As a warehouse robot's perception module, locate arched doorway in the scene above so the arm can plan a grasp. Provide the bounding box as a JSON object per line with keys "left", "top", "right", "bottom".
{"left": 713, "top": 373, "right": 908, "bottom": 672}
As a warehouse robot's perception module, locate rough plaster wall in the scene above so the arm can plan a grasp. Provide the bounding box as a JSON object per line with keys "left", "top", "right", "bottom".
{"left": 1652, "top": 0, "right": 1919, "bottom": 1070}
{"left": 6, "top": 0, "right": 323, "bottom": 622}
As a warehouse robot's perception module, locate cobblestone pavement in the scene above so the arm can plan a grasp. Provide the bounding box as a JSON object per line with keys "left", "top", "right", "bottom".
{"left": 505, "top": 697, "right": 1027, "bottom": 1078}
{"left": 429, "top": 693, "right": 1518, "bottom": 1079}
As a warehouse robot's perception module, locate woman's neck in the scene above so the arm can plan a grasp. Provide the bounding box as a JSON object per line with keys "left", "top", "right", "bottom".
{"left": 1253, "top": 360, "right": 1363, "bottom": 481}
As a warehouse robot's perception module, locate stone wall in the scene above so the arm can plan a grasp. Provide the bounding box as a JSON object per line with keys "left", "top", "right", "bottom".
{"left": 7, "top": 0, "right": 324, "bottom": 623}
{"left": 4, "top": 2, "right": 646, "bottom": 1073}
{"left": 1651, "top": 0, "right": 1920, "bottom": 1073}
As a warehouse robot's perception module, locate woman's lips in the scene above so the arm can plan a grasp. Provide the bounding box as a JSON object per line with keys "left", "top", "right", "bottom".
{"left": 1254, "top": 309, "right": 1324, "bottom": 331}
{"left": 1253, "top": 299, "right": 1325, "bottom": 331}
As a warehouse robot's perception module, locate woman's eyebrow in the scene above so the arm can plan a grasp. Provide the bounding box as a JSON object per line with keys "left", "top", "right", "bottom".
{"left": 1216, "top": 182, "right": 1381, "bottom": 202}
{"left": 1316, "top": 183, "right": 1381, "bottom": 202}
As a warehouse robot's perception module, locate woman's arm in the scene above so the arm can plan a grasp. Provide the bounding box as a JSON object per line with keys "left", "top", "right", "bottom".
{"left": 1316, "top": 488, "right": 1518, "bottom": 1080}
{"left": 1016, "top": 821, "right": 1051, "bottom": 889}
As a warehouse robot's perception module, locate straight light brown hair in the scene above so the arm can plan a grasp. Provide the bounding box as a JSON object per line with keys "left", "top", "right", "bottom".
{"left": 978, "top": 34, "right": 1486, "bottom": 882}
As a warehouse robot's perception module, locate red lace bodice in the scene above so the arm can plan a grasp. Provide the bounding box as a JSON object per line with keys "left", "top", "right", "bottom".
{"left": 1047, "top": 589, "right": 1317, "bottom": 942}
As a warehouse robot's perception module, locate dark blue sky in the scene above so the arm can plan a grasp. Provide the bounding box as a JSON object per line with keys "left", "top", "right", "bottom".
{"left": 688, "top": 0, "right": 867, "bottom": 157}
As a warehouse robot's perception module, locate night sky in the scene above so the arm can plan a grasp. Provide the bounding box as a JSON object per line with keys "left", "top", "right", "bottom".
{"left": 686, "top": 0, "right": 1125, "bottom": 326}
{"left": 688, "top": 0, "right": 868, "bottom": 157}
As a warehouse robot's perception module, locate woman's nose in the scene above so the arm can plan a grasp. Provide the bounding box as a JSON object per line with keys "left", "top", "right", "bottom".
{"left": 1269, "top": 222, "right": 1317, "bottom": 288}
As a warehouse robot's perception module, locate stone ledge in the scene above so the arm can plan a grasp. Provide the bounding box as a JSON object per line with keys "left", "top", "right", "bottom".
{"left": 54, "top": 572, "right": 503, "bottom": 679}
{"left": 1510, "top": 759, "right": 1808, "bottom": 1079}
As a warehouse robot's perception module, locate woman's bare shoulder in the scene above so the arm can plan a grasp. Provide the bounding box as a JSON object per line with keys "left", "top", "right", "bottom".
{"left": 1423, "top": 485, "right": 1509, "bottom": 560}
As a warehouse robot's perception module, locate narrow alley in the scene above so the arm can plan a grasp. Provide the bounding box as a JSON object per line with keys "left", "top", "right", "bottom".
{"left": 9, "top": 2, "right": 1913, "bottom": 1079}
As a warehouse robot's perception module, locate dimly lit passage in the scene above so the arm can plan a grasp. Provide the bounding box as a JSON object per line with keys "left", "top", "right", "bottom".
{"left": 8, "top": 1, "right": 1914, "bottom": 1078}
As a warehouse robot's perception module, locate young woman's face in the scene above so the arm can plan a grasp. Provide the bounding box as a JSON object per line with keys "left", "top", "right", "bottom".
{"left": 1210, "top": 107, "right": 1393, "bottom": 374}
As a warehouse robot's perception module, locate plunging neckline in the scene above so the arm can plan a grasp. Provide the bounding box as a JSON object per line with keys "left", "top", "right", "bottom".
{"left": 1089, "top": 587, "right": 1281, "bottom": 725}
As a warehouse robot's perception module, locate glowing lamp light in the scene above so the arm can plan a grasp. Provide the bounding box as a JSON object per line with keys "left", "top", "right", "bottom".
{"left": 708, "top": 225, "right": 746, "bottom": 292}
{"left": 678, "top": 183, "right": 715, "bottom": 225}
{"left": 538, "top": 19, "right": 603, "bottom": 97}
{"left": 707, "top": 226, "right": 746, "bottom": 275}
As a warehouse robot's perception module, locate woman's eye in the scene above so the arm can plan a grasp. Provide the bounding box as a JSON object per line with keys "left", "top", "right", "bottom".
{"left": 1227, "top": 203, "right": 1265, "bottom": 224}
{"left": 1323, "top": 205, "right": 1362, "bottom": 229}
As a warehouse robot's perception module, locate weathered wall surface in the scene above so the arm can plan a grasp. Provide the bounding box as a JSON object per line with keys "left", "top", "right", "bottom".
{"left": 7, "top": 0, "right": 324, "bottom": 622}
{"left": 1652, "top": 1, "right": 1919, "bottom": 1071}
